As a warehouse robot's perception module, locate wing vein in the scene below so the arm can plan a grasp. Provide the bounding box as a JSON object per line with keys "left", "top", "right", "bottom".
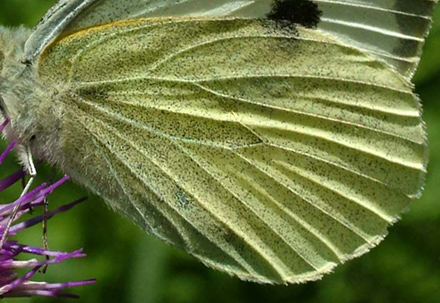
{"left": 78, "top": 75, "right": 412, "bottom": 94}
{"left": 84, "top": 105, "right": 294, "bottom": 278}
{"left": 233, "top": 150, "right": 380, "bottom": 240}
{"left": 320, "top": 18, "right": 424, "bottom": 41}
{"left": 314, "top": 0, "right": 432, "bottom": 17}
{"left": 193, "top": 82, "right": 422, "bottom": 144}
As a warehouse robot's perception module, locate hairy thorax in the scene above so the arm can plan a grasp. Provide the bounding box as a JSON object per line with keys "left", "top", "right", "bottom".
{"left": 0, "top": 26, "right": 63, "bottom": 164}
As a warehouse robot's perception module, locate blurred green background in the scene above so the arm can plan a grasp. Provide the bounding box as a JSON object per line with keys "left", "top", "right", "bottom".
{"left": 0, "top": 1, "right": 439, "bottom": 302}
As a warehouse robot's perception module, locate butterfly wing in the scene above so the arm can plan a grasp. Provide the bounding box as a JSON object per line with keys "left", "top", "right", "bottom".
{"left": 36, "top": 18, "right": 427, "bottom": 283}
{"left": 25, "top": 0, "right": 436, "bottom": 78}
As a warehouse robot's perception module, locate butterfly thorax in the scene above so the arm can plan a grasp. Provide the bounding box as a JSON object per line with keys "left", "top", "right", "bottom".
{"left": 0, "top": 26, "right": 63, "bottom": 164}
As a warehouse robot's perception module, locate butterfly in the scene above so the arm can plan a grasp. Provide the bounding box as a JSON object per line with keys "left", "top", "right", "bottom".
{"left": 0, "top": 0, "right": 433, "bottom": 283}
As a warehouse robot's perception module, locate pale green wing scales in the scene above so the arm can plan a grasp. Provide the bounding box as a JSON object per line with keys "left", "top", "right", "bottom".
{"left": 25, "top": 0, "right": 436, "bottom": 78}
{"left": 37, "top": 18, "right": 427, "bottom": 283}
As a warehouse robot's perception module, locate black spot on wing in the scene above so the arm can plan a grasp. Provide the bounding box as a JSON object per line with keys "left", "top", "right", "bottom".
{"left": 267, "top": 0, "right": 322, "bottom": 29}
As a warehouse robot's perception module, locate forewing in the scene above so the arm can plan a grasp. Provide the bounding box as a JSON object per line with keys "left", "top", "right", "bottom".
{"left": 37, "top": 19, "right": 427, "bottom": 283}
{"left": 26, "top": 0, "right": 436, "bottom": 78}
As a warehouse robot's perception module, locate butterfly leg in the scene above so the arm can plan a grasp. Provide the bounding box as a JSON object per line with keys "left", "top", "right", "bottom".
{"left": 20, "top": 145, "right": 37, "bottom": 195}
{"left": 41, "top": 168, "right": 58, "bottom": 273}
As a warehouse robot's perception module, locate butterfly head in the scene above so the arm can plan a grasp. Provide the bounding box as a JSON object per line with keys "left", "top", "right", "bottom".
{"left": 0, "top": 26, "right": 54, "bottom": 157}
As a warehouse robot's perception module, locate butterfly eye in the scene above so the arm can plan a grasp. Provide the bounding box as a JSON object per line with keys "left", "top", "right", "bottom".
{"left": 20, "top": 58, "right": 32, "bottom": 66}
{"left": 0, "top": 95, "right": 9, "bottom": 119}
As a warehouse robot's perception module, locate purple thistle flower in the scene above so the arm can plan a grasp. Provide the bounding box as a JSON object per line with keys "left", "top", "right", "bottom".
{"left": 0, "top": 119, "right": 95, "bottom": 298}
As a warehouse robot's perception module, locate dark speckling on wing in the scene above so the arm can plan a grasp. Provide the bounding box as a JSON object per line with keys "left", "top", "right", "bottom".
{"left": 34, "top": 18, "right": 427, "bottom": 284}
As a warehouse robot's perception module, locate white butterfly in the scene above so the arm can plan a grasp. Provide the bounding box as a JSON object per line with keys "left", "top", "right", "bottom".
{"left": 0, "top": 0, "right": 433, "bottom": 283}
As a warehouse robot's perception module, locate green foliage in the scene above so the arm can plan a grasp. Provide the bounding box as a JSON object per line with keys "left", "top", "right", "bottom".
{"left": 1, "top": 2, "right": 440, "bottom": 302}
